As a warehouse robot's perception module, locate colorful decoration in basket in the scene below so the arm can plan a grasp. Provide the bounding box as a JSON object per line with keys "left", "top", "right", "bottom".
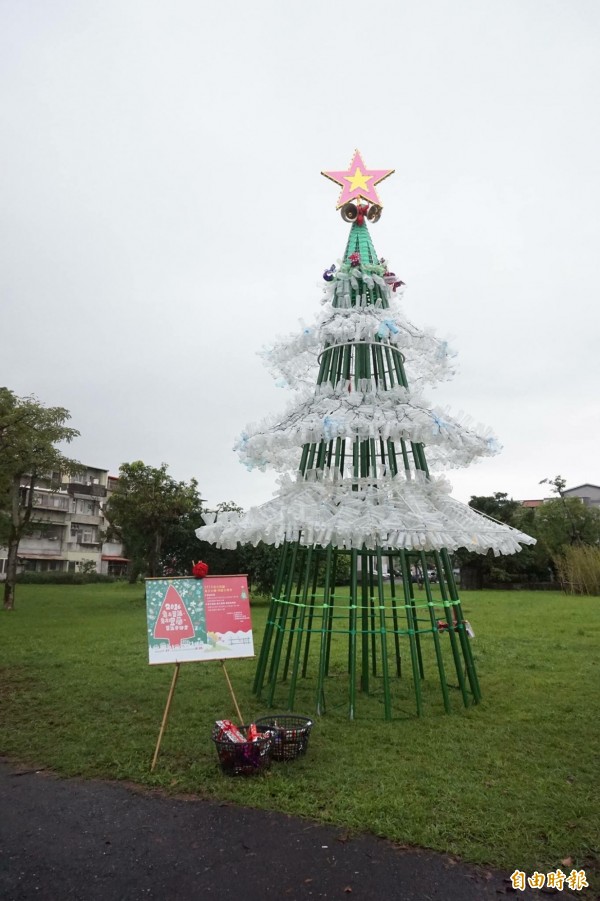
{"left": 212, "top": 715, "right": 314, "bottom": 774}
{"left": 212, "top": 719, "right": 273, "bottom": 776}
{"left": 253, "top": 715, "right": 314, "bottom": 761}
{"left": 192, "top": 560, "right": 209, "bottom": 578}
{"left": 213, "top": 720, "right": 258, "bottom": 743}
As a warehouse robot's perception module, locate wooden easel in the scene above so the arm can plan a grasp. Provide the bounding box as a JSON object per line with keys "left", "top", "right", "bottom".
{"left": 150, "top": 659, "right": 243, "bottom": 772}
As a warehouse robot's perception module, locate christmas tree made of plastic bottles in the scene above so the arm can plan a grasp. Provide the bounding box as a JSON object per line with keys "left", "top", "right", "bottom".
{"left": 197, "top": 151, "right": 534, "bottom": 719}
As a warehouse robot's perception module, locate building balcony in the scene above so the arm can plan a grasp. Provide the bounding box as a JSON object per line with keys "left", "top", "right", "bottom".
{"left": 66, "top": 539, "right": 101, "bottom": 551}
{"left": 18, "top": 538, "right": 66, "bottom": 556}
{"left": 32, "top": 496, "right": 71, "bottom": 513}
{"left": 70, "top": 514, "right": 103, "bottom": 526}
{"left": 67, "top": 483, "right": 107, "bottom": 498}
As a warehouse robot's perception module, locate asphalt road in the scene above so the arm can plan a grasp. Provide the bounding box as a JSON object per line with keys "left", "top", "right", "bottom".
{"left": 0, "top": 760, "right": 573, "bottom": 900}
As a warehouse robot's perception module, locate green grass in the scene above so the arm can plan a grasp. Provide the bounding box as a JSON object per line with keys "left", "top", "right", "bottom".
{"left": 1, "top": 584, "right": 598, "bottom": 890}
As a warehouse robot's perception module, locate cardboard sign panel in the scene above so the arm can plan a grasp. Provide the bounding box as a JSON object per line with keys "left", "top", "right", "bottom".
{"left": 145, "top": 575, "right": 254, "bottom": 664}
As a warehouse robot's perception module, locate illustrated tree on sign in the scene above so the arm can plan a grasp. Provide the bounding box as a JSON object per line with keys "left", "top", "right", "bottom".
{"left": 196, "top": 152, "right": 535, "bottom": 719}
{"left": 153, "top": 584, "right": 195, "bottom": 648}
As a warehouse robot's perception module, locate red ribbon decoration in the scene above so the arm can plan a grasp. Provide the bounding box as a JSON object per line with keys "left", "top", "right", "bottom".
{"left": 192, "top": 561, "right": 209, "bottom": 579}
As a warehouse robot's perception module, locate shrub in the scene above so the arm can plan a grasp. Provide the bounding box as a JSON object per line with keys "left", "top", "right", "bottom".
{"left": 555, "top": 546, "right": 600, "bottom": 595}
{"left": 16, "top": 571, "right": 119, "bottom": 585}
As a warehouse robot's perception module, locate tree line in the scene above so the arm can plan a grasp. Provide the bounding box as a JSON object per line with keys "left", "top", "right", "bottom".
{"left": 0, "top": 388, "right": 279, "bottom": 609}
{"left": 457, "top": 482, "right": 600, "bottom": 589}
{"left": 102, "top": 460, "right": 280, "bottom": 595}
{"left": 3, "top": 388, "right": 599, "bottom": 609}
{"left": 0, "top": 388, "right": 80, "bottom": 610}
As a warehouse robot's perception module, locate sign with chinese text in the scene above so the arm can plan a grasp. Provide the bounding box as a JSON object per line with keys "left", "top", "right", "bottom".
{"left": 145, "top": 575, "right": 253, "bottom": 665}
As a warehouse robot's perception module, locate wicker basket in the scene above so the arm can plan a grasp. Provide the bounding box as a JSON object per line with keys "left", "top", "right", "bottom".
{"left": 254, "top": 715, "right": 313, "bottom": 762}
{"left": 212, "top": 724, "right": 272, "bottom": 776}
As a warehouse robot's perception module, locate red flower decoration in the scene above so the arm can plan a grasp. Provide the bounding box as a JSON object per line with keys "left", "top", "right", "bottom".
{"left": 192, "top": 561, "right": 209, "bottom": 579}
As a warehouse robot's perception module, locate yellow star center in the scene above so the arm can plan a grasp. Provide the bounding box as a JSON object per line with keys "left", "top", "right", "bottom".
{"left": 346, "top": 167, "right": 372, "bottom": 192}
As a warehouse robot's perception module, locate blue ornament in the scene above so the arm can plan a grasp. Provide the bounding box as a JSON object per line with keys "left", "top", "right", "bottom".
{"left": 323, "top": 264, "right": 336, "bottom": 282}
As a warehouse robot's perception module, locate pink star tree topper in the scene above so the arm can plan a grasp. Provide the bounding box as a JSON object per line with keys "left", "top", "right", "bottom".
{"left": 321, "top": 150, "right": 394, "bottom": 209}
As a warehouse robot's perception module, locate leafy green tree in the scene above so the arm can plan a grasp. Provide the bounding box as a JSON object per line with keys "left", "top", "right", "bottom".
{"left": 104, "top": 462, "right": 203, "bottom": 581}
{"left": 238, "top": 541, "right": 281, "bottom": 596}
{"left": 468, "top": 492, "right": 521, "bottom": 523}
{"left": 160, "top": 506, "right": 206, "bottom": 576}
{"left": 190, "top": 501, "right": 242, "bottom": 578}
{"left": 191, "top": 504, "right": 278, "bottom": 594}
{"left": 456, "top": 492, "right": 551, "bottom": 588}
{"left": 534, "top": 498, "right": 600, "bottom": 557}
{"left": 0, "top": 388, "right": 80, "bottom": 609}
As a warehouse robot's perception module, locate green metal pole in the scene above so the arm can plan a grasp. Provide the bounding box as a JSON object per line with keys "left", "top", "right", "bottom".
{"left": 441, "top": 549, "right": 481, "bottom": 702}
{"left": 399, "top": 438, "right": 411, "bottom": 472}
{"left": 399, "top": 549, "right": 423, "bottom": 716}
{"left": 315, "top": 545, "right": 334, "bottom": 715}
{"left": 388, "top": 554, "right": 402, "bottom": 677}
{"left": 348, "top": 548, "right": 358, "bottom": 719}
{"left": 433, "top": 550, "right": 469, "bottom": 707}
{"left": 376, "top": 548, "right": 392, "bottom": 720}
{"left": 254, "top": 540, "right": 288, "bottom": 695}
{"left": 324, "top": 549, "right": 338, "bottom": 676}
{"left": 266, "top": 541, "right": 299, "bottom": 705}
{"left": 282, "top": 547, "right": 307, "bottom": 680}
{"left": 302, "top": 548, "right": 321, "bottom": 677}
{"left": 360, "top": 548, "right": 369, "bottom": 693}
{"left": 420, "top": 550, "right": 451, "bottom": 713}
{"left": 406, "top": 553, "right": 425, "bottom": 680}
{"left": 286, "top": 546, "right": 314, "bottom": 709}
{"left": 368, "top": 553, "right": 377, "bottom": 676}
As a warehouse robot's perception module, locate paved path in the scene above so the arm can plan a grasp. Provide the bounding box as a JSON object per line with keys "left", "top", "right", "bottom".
{"left": 0, "top": 760, "right": 566, "bottom": 900}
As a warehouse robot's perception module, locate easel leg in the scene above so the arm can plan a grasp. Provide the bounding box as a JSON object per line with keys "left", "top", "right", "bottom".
{"left": 221, "top": 660, "right": 244, "bottom": 724}
{"left": 151, "top": 662, "right": 181, "bottom": 772}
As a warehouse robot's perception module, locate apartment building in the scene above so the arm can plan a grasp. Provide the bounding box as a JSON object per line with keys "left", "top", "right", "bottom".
{"left": 0, "top": 466, "right": 129, "bottom": 579}
{"left": 520, "top": 483, "right": 600, "bottom": 510}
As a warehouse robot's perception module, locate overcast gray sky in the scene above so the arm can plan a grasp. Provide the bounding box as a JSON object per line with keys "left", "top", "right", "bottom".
{"left": 1, "top": 0, "right": 598, "bottom": 510}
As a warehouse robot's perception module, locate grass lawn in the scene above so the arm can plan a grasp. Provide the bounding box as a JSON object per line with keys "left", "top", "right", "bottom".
{"left": 1, "top": 583, "right": 598, "bottom": 890}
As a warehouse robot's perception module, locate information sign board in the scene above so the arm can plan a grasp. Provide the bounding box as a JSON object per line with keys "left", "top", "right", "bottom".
{"left": 145, "top": 575, "right": 253, "bottom": 665}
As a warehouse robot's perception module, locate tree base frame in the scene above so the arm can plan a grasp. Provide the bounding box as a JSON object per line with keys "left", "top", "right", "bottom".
{"left": 253, "top": 542, "right": 481, "bottom": 720}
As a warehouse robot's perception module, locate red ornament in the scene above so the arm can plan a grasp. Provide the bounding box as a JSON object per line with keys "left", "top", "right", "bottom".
{"left": 356, "top": 203, "right": 369, "bottom": 225}
{"left": 349, "top": 252, "right": 361, "bottom": 267}
{"left": 384, "top": 271, "right": 405, "bottom": 292}
{"left": 192, "top": 560, "right": 209, "bottom": 579}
